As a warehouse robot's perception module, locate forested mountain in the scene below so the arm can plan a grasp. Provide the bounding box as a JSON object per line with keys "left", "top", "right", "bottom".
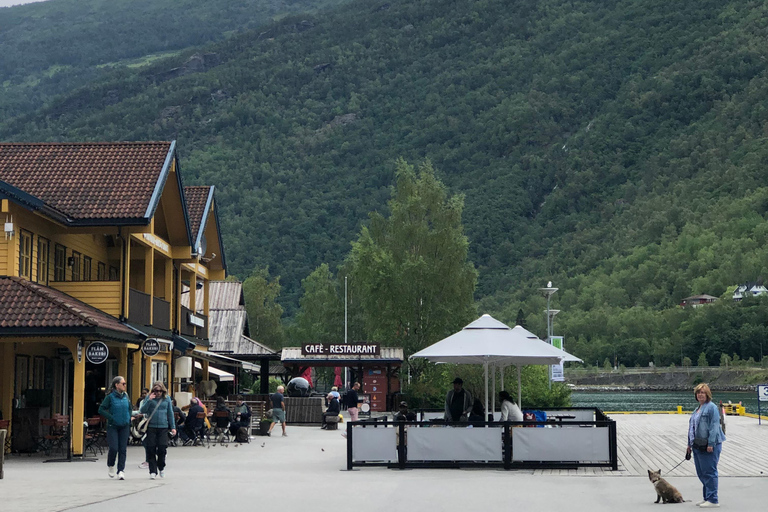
{"left": 4, "top": 0, "right": 768, "bottom": 366}
{"left": 0, "top": 0, "right": 349, "bottom": 117}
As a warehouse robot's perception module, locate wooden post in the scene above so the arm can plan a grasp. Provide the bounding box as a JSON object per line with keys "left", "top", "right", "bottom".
{"left": 64, "top": 339, "right": 86, "bottom": 456}
{"left": 0, "top": 428, "right": 5, "bottom": 479}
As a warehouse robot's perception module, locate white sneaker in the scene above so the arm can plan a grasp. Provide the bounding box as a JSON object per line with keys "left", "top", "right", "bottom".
{"left": 699, "top": 502, "right": 719, "bottom": 508}
{"left": 696, "top": 501, "right": 707, "bottom": 506}
{"left": 139, "top": 461, "right": 149, "bottom": 469}
{"left": 117, "top": 471, "right": 125, "bottom": 480}
{"left": 108, "top": 466, "right": 116, "bottom": 478}
{"left": 159, "top": 470, "right": 165, "bottom": 478}
{"left": 150, "top": 473, "right": 156, "bottom": 480}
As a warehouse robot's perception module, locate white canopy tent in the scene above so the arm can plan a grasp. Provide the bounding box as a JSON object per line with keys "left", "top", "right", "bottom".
{"left": 410, "top": 314, "right": 582, "bottom": 417}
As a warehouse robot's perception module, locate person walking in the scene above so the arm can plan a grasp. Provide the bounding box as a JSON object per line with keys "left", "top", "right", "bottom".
{"left": 268, "top": 385, "right": 287, "bottom": 437}
{"left": 344, "top": 382, "right": 360, "bottom": 422}
{"left": 139, "top": 382, "right": 176, "bottom": 479}
{"left": 686, "top": 383, "right": 726, "bottom": 508}
{"left": 98, "top": 376, "right": 136, "bottom": 480}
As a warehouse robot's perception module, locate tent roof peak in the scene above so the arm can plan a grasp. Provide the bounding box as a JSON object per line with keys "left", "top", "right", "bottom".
{"left": 464, "top": 314, "right": 512, "bottom": 330}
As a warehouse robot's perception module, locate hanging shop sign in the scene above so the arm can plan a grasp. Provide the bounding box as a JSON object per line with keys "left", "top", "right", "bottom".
{"left": 142, "top": 339, "right": 161, "bottom": 357}
{"left": 85, "top": 341, "right": 109, "bottom": 364}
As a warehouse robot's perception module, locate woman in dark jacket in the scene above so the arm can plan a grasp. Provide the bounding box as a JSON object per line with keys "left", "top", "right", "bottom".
{"left": 98, "top": 376, "right": 136, "bottom": 480}
{"left": 139, "top": 382, "right": 176, "bottom": 479}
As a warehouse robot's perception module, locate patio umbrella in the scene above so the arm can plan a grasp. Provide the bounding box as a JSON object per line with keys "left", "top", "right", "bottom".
{"left": 410, "top": 314, "right": 581, "bottom": 415}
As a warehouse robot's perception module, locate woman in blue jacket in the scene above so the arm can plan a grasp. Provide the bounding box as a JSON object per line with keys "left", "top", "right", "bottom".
{"left": 139, "top": 381, "right": 176, "bottom": 479}
{"left": 98, "top": 376, "right": 135, "bottom": 480}
{"left": 686, "top": 383, "right": 726, "bottom": 508}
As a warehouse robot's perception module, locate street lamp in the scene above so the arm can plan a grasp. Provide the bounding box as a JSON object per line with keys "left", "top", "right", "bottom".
{"left": 539, "top": 282, "right": 558, "bottom": 341}
{"left": 539, "top": 282, "right": 558, "bottom": 388}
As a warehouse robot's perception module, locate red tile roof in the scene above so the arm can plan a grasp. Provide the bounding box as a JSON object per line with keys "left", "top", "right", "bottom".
{"left": 0, "top": 142, "right": 174, "bottom": 222}
{"left": 0, "top": 276, "right": 139, "bottom": 339}
{"left": 184, "top": 186, "right": 211, "bottom": 244}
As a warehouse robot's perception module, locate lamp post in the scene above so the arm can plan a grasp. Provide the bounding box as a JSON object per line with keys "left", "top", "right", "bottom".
{"left": 539, "top": 283, "right": 558, "bottom": 387}
{"left": 539, "top": 283, "right": 559, "bottom": 341}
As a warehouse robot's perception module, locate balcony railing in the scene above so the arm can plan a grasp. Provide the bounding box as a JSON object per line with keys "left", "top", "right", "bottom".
{"left": 129, "top": 288, "right": 151, "bottom": 326}
{"left": 180, "top": 305, "right": 207, "bottom": 339}
{"left": 153, "top": 297, "right": 171, "bottom": 330}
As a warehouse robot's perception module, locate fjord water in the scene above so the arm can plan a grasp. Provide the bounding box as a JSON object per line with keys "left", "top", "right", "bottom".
{"left": 571, "top": 390, "right": 766, "bottom": 415}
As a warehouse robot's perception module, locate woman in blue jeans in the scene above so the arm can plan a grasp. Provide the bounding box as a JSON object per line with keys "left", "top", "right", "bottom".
{"left": 98, "top": 376, "right": 137, "bottom": 480}
{"left": 686, "top": 383, "right": 726, "bottom": 508}
{"left": 139, "top": 381, "right": 176, "bottom": 479}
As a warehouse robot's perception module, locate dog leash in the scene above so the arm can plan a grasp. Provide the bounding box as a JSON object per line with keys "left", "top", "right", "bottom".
{"left": 667, "top": 456, "right": 688, "bottom": 473}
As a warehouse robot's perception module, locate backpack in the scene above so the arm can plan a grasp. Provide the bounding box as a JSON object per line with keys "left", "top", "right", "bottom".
{"left": 236, "top": 426, "right": 249, "bottom": 443}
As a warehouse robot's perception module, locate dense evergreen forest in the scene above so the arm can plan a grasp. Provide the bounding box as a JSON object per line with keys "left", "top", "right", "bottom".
{"left": 0, "top": 0, "right": 349, "bottom": 117}
{"left": 4, "top": 0, "right": 768, "bottom": 370}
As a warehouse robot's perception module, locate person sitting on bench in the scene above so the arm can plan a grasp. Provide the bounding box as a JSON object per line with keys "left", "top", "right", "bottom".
{"left": 321, "top": 393, "right": 341, "bottom": 429}
{"left": 229, "top": 395, "right": 252, "bottom": 436}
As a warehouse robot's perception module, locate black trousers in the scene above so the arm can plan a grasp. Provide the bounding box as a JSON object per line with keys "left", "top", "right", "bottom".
{"left": 144, "top": 427, "right": 169, "bottom": 474}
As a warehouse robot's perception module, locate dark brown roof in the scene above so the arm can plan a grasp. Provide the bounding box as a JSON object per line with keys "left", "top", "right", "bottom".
{"left": 0, "top": 142, "right": 174, "bottom": 222}
{"left": 0, "top": 276, "right": 139, "bottom": 340}
{"left": 185, "top": 186, "right": 211, "bottom": 245}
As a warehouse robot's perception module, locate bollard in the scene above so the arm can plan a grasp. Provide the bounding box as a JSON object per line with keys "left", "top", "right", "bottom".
{"left": 677, "top": 406, "right": 683, "bottom": 414}
{"left": 0, "top": 429, "right": 6, "bottom": 479}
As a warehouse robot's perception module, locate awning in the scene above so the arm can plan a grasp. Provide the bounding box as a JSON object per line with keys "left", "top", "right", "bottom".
{"left": 172, "top": 334, "right": 196, "bottom": 353}
{"left": 124, "top": 322, "right": 196, "bottom": 354}
{"left": 192, "top": 348, "right": 259, "bottom": 373}
{"left": 194, "top": 361, "right": 234, "bottom": 382}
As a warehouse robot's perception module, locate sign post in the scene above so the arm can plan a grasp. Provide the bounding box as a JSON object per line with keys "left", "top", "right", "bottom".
{"left": 758, "top": 384, "right": 768, "bottom": 425}
{"left": 550, "top": 336, "right": 565, "bottom": 382}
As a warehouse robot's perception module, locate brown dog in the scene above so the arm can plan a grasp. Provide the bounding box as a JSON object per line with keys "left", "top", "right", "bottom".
{"left": 648, "top": 469, "right": 686, "bottom": 503}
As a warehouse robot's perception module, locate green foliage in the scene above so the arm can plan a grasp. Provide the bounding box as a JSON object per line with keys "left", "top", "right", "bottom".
{"left": 603, "top": 358, "right": 612, "bottom": 371}
{"left": 250, "top": 376, "right": 284, "bottom": 394}
{"left": 4, "top": 0, "right": 768, "bottom": 367}
{"left": 345, "top": 159, "right": 477, "bottom": 366}
{"left": 242, "top": 267, "right": 285, "bottom": 348}
{"left": 697, "top": 352, "right": 709, "bottom": 367}
{"left": 290, "top": 263, "right": 344, "bottom": 344}
{"left": 682, "top": 357, "right": 692, "bottom": 368}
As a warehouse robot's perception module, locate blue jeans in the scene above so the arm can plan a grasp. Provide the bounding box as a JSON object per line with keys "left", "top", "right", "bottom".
{"left": 106, "top": 424, "right": 130, "bottom": 472}
{"left": 693, "top": 443, "right": 722, "bottom": 504}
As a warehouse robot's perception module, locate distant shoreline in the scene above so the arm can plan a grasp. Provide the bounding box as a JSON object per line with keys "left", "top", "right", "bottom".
{"left": 570, "top": 384, "right": 757, "bottom": 392}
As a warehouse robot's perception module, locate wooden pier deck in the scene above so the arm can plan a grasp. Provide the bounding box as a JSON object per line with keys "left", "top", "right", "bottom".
{"left": 533, "top": 413, "right": 768, "bottom": 476}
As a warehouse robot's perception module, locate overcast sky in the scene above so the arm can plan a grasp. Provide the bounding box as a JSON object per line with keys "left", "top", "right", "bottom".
{"left": 0, "top": 0, "right": 48, "bottom": 7}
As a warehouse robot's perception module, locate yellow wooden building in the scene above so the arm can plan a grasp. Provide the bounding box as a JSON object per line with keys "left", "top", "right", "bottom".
{"left": 0, "top": 141, "right": 232, "bottom": 455}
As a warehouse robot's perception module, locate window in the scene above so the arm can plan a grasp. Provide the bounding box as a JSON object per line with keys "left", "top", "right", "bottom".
{"left": 109, "top": 266, "right": 119, "bottom": 281}
{"left": 97, "top": 262, "right": 107, "bottom": 281}
{"left": 83, "top": 256, "right": 92, "bottom": 281}
{"left": 19, "top": 230, "right": 33, "bottom": 279}
{"left": 71, "top": 251, "right": 81, "bottom": 281}
{"left": 37, "top": 237, "right": 50, "bottom": 284}
{"left": 54, "top": 244, "right": 66, "bottom": 281}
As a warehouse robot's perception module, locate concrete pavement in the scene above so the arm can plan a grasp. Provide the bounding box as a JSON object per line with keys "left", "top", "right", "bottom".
{"left": 1, "top": 425, "right": 766, "bottom": 511}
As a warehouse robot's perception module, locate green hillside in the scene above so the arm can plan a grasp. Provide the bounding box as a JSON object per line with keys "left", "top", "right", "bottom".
{"left": 3, "top": 0, "right": 768, "bottom": 365}
{"left": 0, "top": 0, "right": 349, "bottom": 117}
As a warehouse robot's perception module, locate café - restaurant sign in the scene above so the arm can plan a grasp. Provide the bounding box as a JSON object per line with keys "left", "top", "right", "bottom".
{"left": 85, "top": 341, "right": 109, "bottom": 364}
{"left": 301, "top": 343, "right": 380, "bottom": 356}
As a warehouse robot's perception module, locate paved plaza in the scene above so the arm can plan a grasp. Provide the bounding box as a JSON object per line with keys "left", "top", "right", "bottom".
{"left": 1, "top": 416, "right": 767, "bottom": 511}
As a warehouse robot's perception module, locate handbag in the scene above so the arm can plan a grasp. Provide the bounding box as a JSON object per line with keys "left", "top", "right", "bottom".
{"left": 137, "top": 398, "right": 163, "bottom": 437}
{"left": 692, "top": 437, "right": 708, "bottom": 450}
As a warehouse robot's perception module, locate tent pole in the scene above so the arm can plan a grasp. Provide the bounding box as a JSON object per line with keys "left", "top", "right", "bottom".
{"left": 492, "top": 364, "right": 496, "bottom": 419}
{"left": 500, "top": 366, "right": 504, "bottom": 391}
{"left": 517, "top": 365, "right": 522, "bottom": 408}
{"left": 484, "top": 361, "right": 489, "bottom": 423}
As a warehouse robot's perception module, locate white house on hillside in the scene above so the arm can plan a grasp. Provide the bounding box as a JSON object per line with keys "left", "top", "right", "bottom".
{"left": 733, "top": 282, "right": 768, "bottom": 301}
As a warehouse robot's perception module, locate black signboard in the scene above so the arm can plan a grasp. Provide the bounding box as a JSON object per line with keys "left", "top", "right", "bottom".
{"left": 85, "top": 341, "right": 109, "bottom": 365}
{"left": 142, "top": 339, "right": 161, "bottom": 357}
{"left": 301, "top": 343, "right": 380, "bottom": 356}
